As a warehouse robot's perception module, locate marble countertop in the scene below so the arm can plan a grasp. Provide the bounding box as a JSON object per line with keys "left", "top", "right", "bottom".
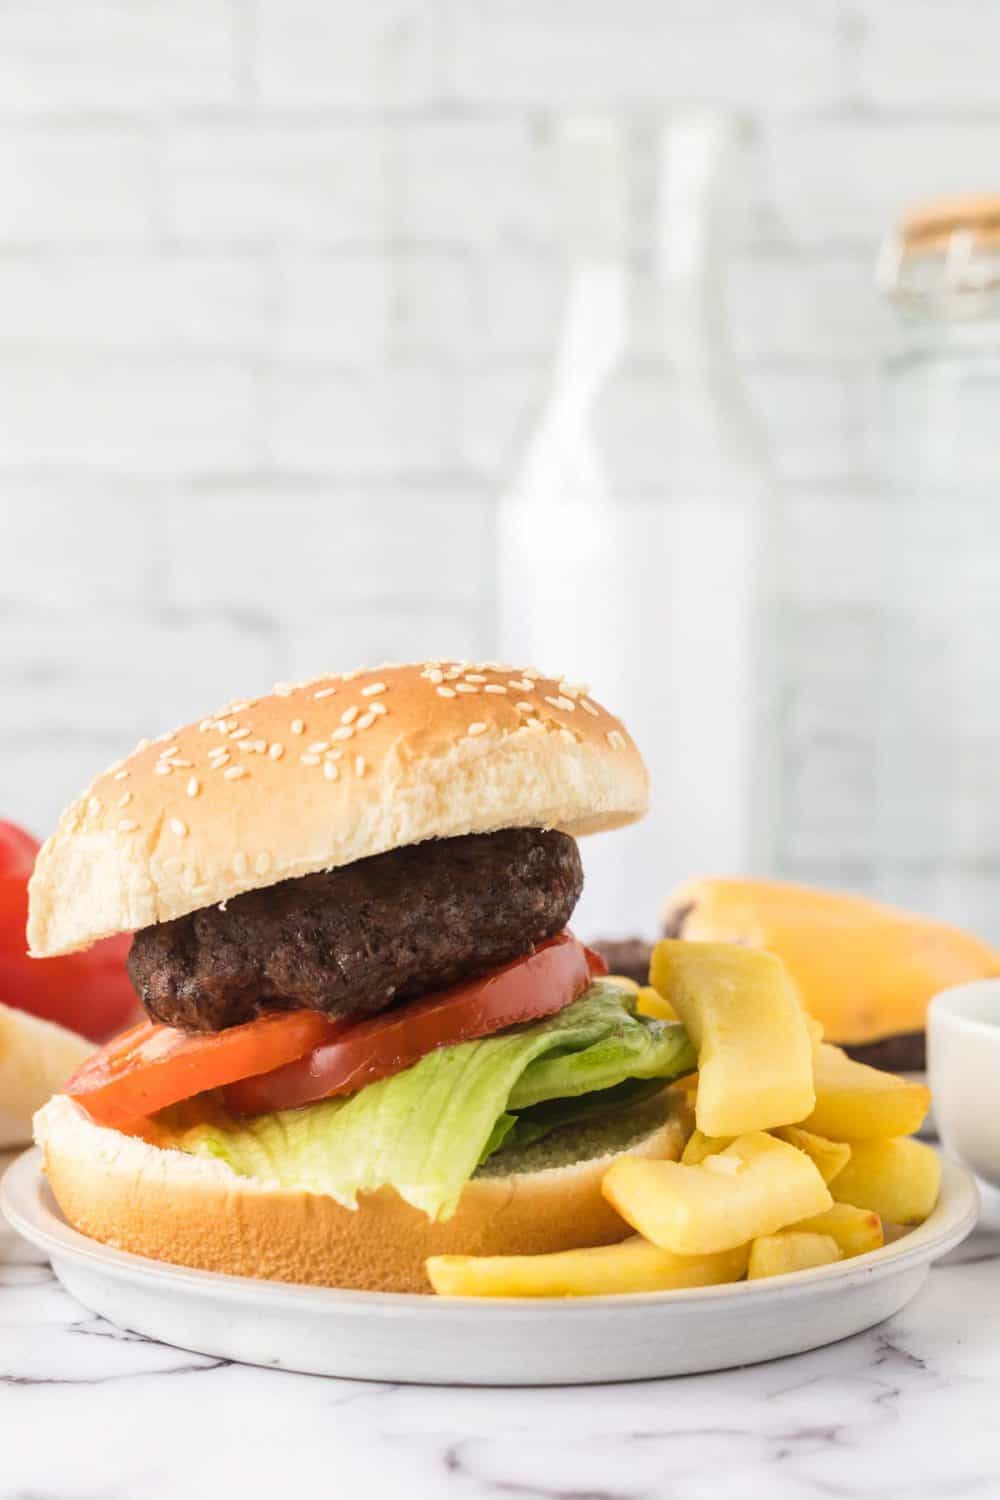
{"left": 3, "top": 1151, "right": 1000, "bottom": 1500}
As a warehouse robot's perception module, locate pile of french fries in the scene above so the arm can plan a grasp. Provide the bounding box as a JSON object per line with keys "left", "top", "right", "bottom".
{"left": 428, "top": 941, "right": 939, "bottom": 1297}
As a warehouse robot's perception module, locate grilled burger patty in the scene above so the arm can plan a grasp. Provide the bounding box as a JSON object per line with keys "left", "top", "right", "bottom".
{"left": 128, "top": 828, "right": 584, "bottom": 1032}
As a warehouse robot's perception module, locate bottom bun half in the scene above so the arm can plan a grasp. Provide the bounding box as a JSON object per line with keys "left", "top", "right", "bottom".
{"left": 35, "top": 1090, "right": 689, "bottom": 1293}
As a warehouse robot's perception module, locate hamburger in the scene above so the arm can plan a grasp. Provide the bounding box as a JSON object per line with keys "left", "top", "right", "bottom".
{"left": 30, "top": 661, "right": 695, "bottom": 1293}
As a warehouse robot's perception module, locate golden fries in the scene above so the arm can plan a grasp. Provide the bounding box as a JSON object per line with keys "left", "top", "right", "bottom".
{"left": 830, "top": 1137, "right": 941, "bottom": 1224}
{"left": 650, "top": 942, "right": 814, "bottom": 1135}
{"left": 772, "top": 1125, "right": 851, "bottom": 1185}
{"left": 426, "top": 1236, "right": 750, "bottom": 1298}
{"left": 603, "top": 1132, "right": 832, "bottom": 1256}
{"left": 792, "top": 1202, "right": 884, "bottom": 1258}
{"left": 801, "top": 1044, "right": 930, "bottom": 1141}
{"left": 748, "top": 1231, "right": 842, "bottom": 1280}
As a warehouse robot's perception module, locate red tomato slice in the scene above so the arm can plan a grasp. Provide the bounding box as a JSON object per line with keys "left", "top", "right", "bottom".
{"left": 67, "top": 1010, "right": 343, "bottom": 1129}
{"left": 0, "top": 818, "right": 140, "bottom": 1041}
{"left": 225, "top": 933, "right": 606, "bottom": 1117}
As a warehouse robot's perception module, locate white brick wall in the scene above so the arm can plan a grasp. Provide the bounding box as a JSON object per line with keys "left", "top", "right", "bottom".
{"left": 1, "top": 0, "right": 998, "bottom": 913}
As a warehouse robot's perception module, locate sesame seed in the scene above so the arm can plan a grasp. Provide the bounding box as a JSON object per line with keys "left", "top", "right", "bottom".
{"left": 484, "top": 684, "right": 507, "bottom": 695}
{"left": 314, "top": 686, "right": 337, "bottom": 700}
{"left": 436, "top": 686, "right": 457, "bottom": 699}
{"left": 269, "top": 743, "right": 284, "bottom": 760}
{"left": 198, "top": 720, "right": 212, "bottom": 733}
{"left": 369, "top": 701, "right": 388, "bottom": 717}
{"left": 308, "top": 740, "right": 330, "bottom": 753}
{"left": 425, "top": 669, "right": 444, "bottom": 684}
{"left": 135, "top": 738, "right": 151, "bottom": 752}
{"left": 273, "top": 682, "right": 293, "bottom": 697}
{"left": 118, "top": 818, "right": 138, "bottom": 833}
{"left": 233, "top": 852, "right": 249, "bottom": 876}
{"left": 525, "top": 718, "right": 545, "bottom": 733}
{"left": 515, "top": 701, "right": 534, "bottom": 712}
{"left": 118, "top": 791, "right": 132, "bottom": 807}
{"left": 210, "top": 751, "right": 230, "bottom": 769}
{"left": 159, "top": 744, "right": 180, "bottom": 758}
{"left": 545, "top": 695, "right": 575, "bottom": 712}
{"left": 467, "top": 722, "right": 488, "bottom": 737}
{"left": 340, "top": 706, "right": 359, "bottom": 725}
{"left": 455, "top": 683, "right": 478, "bottom": 694}
{"left": 170, "top": 817, "right": 188, "bottom": 838}
{"left": 354, "top": 755, "right": 367, "bottom": 777}
{"left": 113, "top": 769, "right": 130, "bottom": 781}
{"left": 361, "top": 682, "right": 386, "bottom": 697}
{"left": 607, "top": 729, "right": 626, "bottom": 750}
{"left": 166, "top": 757, "right": 193, "bottom": 768}
{"left": 255, "top": 851, "right": 272, "bottom": 874}
{"left": 341, "top": 668, "right": 362, "bottom": 681}
{"left": 224, "top": 765, "right": 247, "bottom": 780}
{"left": 291, "top": 719, "right": 305, "bottom": 735}
{"left": 154, "top": 763, "right": 172, "bottom": 776}
{"left": 229, "top": 700, "right": 251, "bottom": 713}
{"left": 580, "top": 699, "right": 600, "bottom": 717}
{"left": 301, "top": 753, "right": 321, "bottom": 767}
{"left": 187, "top": 777, "right": 200, "bottom": 798}
{"left": 238, "top": 739, "right": 266, "bottom": 754}
{"left": 325, "top": 748, "right": 342, "bottom": 760}
{"left": 323, "top": 760, "right": 339, "bottom": 781}
{"left": 331, "top": 725, "right": 354, "bottom": 741}
{"left": 87, "top": 797, "right": 102, "bottom": 815}
{"left": 508, "top": 679, "right": 533, "bottom": 692}
{"left": 230, "top": 727, "right": 251, "bottom": 741}
{"left": 356, "top": 711, "right": 376, "bottom": 730}
{"left": 465, "top": 674, "right": 487, "bottom": 683}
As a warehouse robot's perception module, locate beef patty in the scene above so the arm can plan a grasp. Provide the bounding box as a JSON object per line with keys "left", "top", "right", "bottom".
{"left": 129, "top": 828, "right": 583, "bottom": 1032}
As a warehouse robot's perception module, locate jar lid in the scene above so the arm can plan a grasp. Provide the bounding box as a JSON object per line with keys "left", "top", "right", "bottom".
{"left": 879, "top": 193, "right": 1000, "bottom": 313}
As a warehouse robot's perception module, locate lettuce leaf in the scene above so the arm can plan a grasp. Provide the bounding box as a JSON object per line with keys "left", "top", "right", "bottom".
{"left": 159, "top": 984, "right": 694, "bottom": 1221}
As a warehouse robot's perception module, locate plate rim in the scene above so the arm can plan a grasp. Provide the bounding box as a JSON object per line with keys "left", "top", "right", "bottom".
{"left": 1, "top": 1147, "right": 978, "bottom": 1314}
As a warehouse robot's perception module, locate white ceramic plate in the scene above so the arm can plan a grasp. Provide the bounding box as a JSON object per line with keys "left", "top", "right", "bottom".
{"left": 1, "top": 1149, "right": 977, "bottom": 1386}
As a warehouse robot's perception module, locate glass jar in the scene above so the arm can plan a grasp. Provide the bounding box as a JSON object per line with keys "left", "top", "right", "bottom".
{"left": 875, "top": 195, "right": 1000, "bottom": 938}
{"left": 497, "top": 111, "right": 774, "bottom": 938}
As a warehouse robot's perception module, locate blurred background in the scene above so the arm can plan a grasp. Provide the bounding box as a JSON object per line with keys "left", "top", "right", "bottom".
{"left": 2, "top": 2, "right": 999, "bottom": 940}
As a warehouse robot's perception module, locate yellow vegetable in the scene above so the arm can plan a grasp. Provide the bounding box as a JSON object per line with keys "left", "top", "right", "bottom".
{"left": 426, "top": 1236, "right": 750, "bottom": 1298}
{"left": 801, "top": 1044, "right": 930, "bottom": 1141}
{"left": 637, "top": 986, "right": 678, "bottom": 1022}
{"left": 681, "top": 1130, "right": 733, "bottom": 1165}
{"left": 602, "top": 1131, "right": 832, "bottom": 1256}
{"left": 772, "top": 1125, "right": 851, "bottom": 1184}
{"left": 747, "top": 1231, "right": 842, "bottom": 1280}
{"left": 649, "top": 941, "right": 815, "bottom": 1135}
{"left": 792, "top": 1202, "right": 884, "bottom": 1258}
{"left": 831, "top": 1137, "right": 941, "bottom": 1225}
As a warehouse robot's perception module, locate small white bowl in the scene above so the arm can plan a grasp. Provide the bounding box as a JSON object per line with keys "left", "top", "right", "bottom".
{"left": 929, "top": 979, "right": 1000, "bottom": 1188}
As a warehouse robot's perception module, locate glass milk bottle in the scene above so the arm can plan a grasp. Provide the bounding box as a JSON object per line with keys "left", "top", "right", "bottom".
{"left": 497, "top": 111, "right": 774, "bottom": 938}
{"left": 875, "top": 196, "right": 1000, "bottom": 941}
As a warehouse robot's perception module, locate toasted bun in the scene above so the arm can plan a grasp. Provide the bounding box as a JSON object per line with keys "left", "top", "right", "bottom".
{"left": 36, "top": 1091, "right": 687, "bottom": 1293}
{"left": 0, "top": 1004, "right": 94, "bottom": 1147}
{"left": 29, "top": 661, "right": 647, "bottom": 957}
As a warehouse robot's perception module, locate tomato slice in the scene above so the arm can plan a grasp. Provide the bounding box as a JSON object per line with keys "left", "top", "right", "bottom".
{"left": 225, "top": 933, "right": 606, "bottom": 1117}
{"left": 1, "top": 817, "right": 140, "bottom": 1042}
{"left": 66, "top": 1010, "right": 342, "bottom": 1129}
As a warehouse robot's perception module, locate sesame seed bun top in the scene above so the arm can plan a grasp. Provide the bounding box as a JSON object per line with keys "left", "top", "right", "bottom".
{"left": 28, "top": 661, "right": 648, "bottom": 957}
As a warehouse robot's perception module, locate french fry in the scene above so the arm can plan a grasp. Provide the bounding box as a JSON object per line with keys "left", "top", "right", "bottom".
{"left": 637, "top": 986, "right": 678, "bottom": 1022}
{"left": 772, "top": 1125, "right": 851, "bottom": 1184}
{"left": 792, "top": 1202, "right": 884, "bottom": 1258}
{"left": 426, "top": 1236, "right": 750, "bottom": 1298}
{"left": 800, "top": 1044, "right": 930, "bottom": 1140}
{"left": 830, "top": 1137, "right": 941, "bottom": 1225}
{"left": 747, "top": 1231, "right": 842, "bottom": 1280}
{"left": 603, "top": 975, "right": 641, "bottom": 994}
{"left": 602, "top": 1131, "right": 832, "bottom": 1256}
{"left": 681, "top": 1129, "right": 733, "bottom": 1165}
{"left": 650, "top": 942, "right": 814, "bottom": 1135}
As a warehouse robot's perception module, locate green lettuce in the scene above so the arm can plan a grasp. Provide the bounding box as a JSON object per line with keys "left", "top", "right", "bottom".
{"left": 159, "top": 984, "right": 695, "bottom": 1221}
